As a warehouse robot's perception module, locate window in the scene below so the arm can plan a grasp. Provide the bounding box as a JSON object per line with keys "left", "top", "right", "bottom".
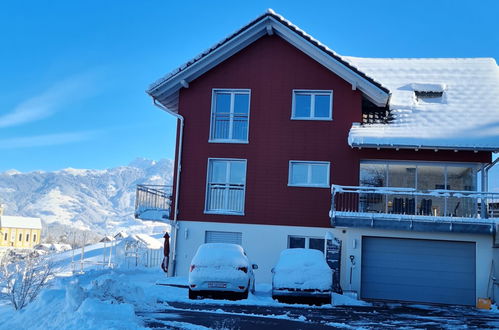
{"left": 33, "top": 234, "right": 37, "bottom": 242}
{"left": 210, "top": 89, "right": 250, "bottom": 143}
{"left": 288, "top": 235, "right": 325, "bottom": 253}
{"left": 360, "top": 161, "right": 479, "bottom": 216}
{"left": 289, "top": 161, "right": 330, "bottom": 188}
{"left": 19, "top": 233, "right": 22, "bottom": 241}
{"left": 3, "top": 233, "right": 7, "bottom": 241}
{"left": 26, "top": 234, "right": 30, "bottom": 242}
{"left": 205, "top": 159, "right": 247, "bottom": 214}
{"left": 415, "top": 91, "right": 443, "bottom": 103}
{"left": 205, "top": 231, "right": 242, "bottom": 245}
{"left": 292, "top": 90, "right": 332, "bottom": 120}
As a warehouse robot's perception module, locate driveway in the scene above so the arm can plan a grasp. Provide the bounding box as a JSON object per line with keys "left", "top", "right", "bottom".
{"left": 139, "top": 301, "right": 499, "bottom": 329}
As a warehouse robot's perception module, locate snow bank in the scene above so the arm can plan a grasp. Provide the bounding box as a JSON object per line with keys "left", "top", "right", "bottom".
{"left": 273, "top": 249, "right": 332, "bottom": 290}
{"left": 0, "top": 270, "right": 149, "bottom": 330}
{"left": 332, "top": 293, "right": 371, "bottom": 306}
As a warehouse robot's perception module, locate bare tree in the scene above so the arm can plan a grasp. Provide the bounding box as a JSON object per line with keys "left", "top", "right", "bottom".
{"left": 0, "top": 253, "right": 53, "bottom": 310}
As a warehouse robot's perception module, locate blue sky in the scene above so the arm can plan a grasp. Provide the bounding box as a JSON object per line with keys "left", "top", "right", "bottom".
{"left": 1, "top": 0, "right": 498, "bottom": 172}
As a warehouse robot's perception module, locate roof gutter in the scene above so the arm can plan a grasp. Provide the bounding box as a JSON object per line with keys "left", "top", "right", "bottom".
{"left": 152, "top": 97, "right": 184, "bottom": 277}
{"left": 350, "top": 143, "right": 499, "bottom": 153}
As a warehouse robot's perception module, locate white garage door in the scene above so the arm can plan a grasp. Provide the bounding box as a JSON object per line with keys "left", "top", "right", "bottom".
{"left": 361, "top": 237, "right": 476, "bottom": 305}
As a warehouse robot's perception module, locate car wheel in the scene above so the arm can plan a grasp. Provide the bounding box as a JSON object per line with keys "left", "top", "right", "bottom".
{"left": 239, "top": 283, "right": 249, "bottom": 300}
{"left": 188, "top": 289, "right": 197, "bottom": 300}
{"left": 318, "top": 296, "right": 332, "bottom": 305}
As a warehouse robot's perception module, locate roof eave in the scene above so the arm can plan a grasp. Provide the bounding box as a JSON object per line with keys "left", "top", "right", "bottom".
{"left": 148, "top": 13, "right": 390, "bottom": 111}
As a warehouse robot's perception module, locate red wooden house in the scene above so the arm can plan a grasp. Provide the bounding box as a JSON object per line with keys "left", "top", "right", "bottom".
{"left": 138, "top": 10, "right": 499, "bottom": 306}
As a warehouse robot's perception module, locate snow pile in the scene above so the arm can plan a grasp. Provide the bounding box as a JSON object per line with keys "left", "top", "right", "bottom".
{"left": 346, "top": 57, "right": 499, "bottom": 150}
{"left": 332, "top": 293, "right": 371, "bottom": 306}
{"left": 273, "top": 249, "right": 332, "bottom": 291}
{"left": 0, "top": 270, "right": 149, "bottom": 330}
{"left": 190, "top": 243, "right": 249, "bottom": 268}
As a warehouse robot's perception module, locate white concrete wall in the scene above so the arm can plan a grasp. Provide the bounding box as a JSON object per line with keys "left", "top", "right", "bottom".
{"left": 172, "top": 220, "right": 343, "bottom": 283}
{"left": 342, "top": 227, "right": 494, "bottom": 304}
{"left": 171, "top": 220, "right": 495, "bottom": 305}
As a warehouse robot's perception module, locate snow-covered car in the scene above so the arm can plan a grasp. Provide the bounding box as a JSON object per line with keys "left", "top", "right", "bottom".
{"left": 188, "top": 243, "right": 258, "bottom": 300}
{"left": 272, "top": 248, "right": 332, "bottom": 304}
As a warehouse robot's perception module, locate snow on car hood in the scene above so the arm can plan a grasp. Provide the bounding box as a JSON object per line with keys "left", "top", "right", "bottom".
{"left": 273, "top": 249, "right": 332, "bottom": 291}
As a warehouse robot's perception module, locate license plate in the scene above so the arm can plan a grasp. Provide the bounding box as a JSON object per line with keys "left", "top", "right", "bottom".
{"left": 207, "top": 282, "right": 227, "bottom": 288}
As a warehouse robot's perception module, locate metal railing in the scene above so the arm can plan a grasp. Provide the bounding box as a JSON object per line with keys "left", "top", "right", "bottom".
{"left": 210, "top": 112, "right": 249, "bottom": 140}
{"left": 331, "top": 185, "right": 499, "bottom": 221}
{"left": 206, "top": 183, "right": 245, "bottom": 213}
{"left": 134, "top": 184, "right": 172, "bottom": 219}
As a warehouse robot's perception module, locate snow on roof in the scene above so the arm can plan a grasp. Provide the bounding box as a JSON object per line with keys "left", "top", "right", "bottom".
{"left": 114, "top": 231, "right": 129, "bottom": 239}
{"left": 346, "top": 57, "right": 499, "bottom": 151}
{"left": 0, "top": 215, "right": 42, "bottom": 229}
{"left": 133, "top": 233, "right": 162, "bottom": 250}
{"left": 100, "top": 235, "right": 115, "bottom": 242}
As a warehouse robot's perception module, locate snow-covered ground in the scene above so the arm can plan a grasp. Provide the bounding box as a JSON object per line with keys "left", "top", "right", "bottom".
{"left": 2, "top": 233, "right": 498, "bottom": 329}
{"left": 0, "top": 238, "right": 370, "bottom": 330}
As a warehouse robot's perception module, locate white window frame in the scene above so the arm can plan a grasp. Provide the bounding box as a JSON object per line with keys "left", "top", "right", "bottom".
{"left": 288, "top": 161, "right": 330, "bottom": 188}
{"left": 209, "top": 89, "right": 251, "bottom": 143}
{"left": 288, "top": 235, "right": 326, "bottom": 253}
{"left": 205, "top": 158, "right": 247, "bottom": 215}
{"left": 291, "top": 90, "right": 333, "bottom": 120}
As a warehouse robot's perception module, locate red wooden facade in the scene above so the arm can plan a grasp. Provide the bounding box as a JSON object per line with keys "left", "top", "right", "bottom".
{"left": 170, "top": 35, "right": 491, "bottom": 228}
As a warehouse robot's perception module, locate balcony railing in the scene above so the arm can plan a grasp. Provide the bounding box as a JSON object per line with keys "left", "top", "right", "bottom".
{"left": 331, "top": 185, "right": 499, "bottom": 222}
{"left": 134, "top": 184, "right": 172, "bottom": 221}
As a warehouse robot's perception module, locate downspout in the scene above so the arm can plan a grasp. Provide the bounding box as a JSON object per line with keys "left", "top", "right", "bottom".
{"left": 152, "top": 97, "right": 184, "bottom": 277}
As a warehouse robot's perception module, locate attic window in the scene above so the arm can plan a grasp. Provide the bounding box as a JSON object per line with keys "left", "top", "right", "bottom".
{"left": 415, "top": 91, "right": 443, "bottom": 100}
{"left": 411, "top": 83, "right": 446, "bottom": 103}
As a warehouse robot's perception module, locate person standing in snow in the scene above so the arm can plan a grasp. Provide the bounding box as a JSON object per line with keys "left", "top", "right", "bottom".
{"left": 161, "top": 232, "right": 170, "bottom": 273}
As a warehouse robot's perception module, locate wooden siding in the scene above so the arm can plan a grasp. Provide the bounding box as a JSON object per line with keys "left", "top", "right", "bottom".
{"left": 170, "top": 34, "right": 491, "bottom": 228}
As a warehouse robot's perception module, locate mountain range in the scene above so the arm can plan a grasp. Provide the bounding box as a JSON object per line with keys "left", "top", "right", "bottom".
{"left": 0, "top": 158, "right": 173, "bottom": 240}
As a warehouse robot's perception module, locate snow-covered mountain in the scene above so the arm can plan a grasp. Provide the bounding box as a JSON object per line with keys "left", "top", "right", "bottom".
{"left": 0, "top": 158, "right": 173, "bottom": 237}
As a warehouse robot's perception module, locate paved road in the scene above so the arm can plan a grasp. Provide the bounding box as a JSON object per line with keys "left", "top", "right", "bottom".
{"left": 138, "top": 301, "right": 499, "bottom": 329}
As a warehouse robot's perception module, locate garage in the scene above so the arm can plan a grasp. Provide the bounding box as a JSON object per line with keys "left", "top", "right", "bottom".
{"left": 361, "top": 237, "right": 476, "bottom": 305}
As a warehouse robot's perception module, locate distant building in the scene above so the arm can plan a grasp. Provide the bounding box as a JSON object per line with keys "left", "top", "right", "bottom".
{"left": 0, "top": 205, "right": 42, "bottom": 249}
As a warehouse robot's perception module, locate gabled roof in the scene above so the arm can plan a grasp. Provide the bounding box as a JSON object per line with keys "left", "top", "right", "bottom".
{"left": 0, "top": 215, "right": 42, "bottom": 230}
{"left": 346, "top": 57, "right": 499, "bottom": 151}
{"left": 147, "top": 9, "right": 390, "bottom": 112}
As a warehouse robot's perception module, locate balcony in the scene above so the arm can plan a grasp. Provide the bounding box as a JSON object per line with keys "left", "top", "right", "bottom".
{"left": 134, "top": 185, "right": 172, "bottom": 221}
{"left": 330, "top": 185, "right": 499, "bottom": 234}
